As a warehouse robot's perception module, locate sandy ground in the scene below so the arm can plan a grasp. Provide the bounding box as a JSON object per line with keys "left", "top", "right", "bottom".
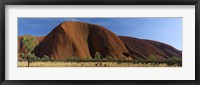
{"left": 18, "top": 61, "right": 180, "bottom": 67}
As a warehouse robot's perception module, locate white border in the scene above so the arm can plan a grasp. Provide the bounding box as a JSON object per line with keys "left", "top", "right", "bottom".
{"left": 5, "top": 5, "right": 195, "bottom": 80}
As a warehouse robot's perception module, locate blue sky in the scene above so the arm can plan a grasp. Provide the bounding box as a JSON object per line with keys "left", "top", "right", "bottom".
{"left": 18, "top": 18, "right": 182, "bottom": 50}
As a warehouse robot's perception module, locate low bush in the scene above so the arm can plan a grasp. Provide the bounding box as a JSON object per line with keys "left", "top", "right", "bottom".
{"left": 20, "top": 53, "right": 25, "bottom": 59}
{"left": 167, "top": 56, "right": 182, "bottom": 66}
{"left": 94, "top": 52, "right": 101, "bottom": 61}
{"left": 147, "top": 54, "right": 158, "bottom": 62}
{"left": 28, "top": 53, "right": 39, "bottom": 62}
{"left": 106, "top": 55, "right": 113, "bottom": 61}
{"left": 135, "top": 57, "right": 145, "bottom": 63}
{"left": 64, "top": 57, "right": 80, "bottom": 62}
{"left": 41, "top": 55, "right": 51, "bottom": 61}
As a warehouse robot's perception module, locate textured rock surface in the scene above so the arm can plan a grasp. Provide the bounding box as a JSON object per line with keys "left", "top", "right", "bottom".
{"left": 119, "top": 36, "right": 182, "bottom": 60}
{"left": 32, "top": 21, "right": 130, "bottom": 60}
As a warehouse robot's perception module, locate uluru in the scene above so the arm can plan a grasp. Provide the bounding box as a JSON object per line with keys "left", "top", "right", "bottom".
{"left": 32, "top": 21, "right": 131, "bottom": 60}
{"left": 18, "top": 21, "right": 182, "bottom": 61}
{"left": 17, "top": 18, "right": 183, "bottom": 67}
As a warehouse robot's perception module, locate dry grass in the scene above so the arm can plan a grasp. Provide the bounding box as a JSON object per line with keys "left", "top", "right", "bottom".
{"left": 18, "top": 61, "right": 181, "bottom": 67}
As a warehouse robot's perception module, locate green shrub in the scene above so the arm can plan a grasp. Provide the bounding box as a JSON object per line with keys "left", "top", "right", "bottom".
{"left": 50, "top": 57, "right": 55, "bottom": 61}
{"left": 28, "top": 53, "right": 38, "bottom": 62}
{"left": 135, "top": 57, "right": 145, "bottom": 63}
{"left": 167, "top": 56, "right": 182, "bottom": 65}
{"left": 147, "top": 54, "right": 158, "bottom": 62}
{"left": 94, "top": 52, "right": 101, "bottom": 61}
{"left": 102, "top": 58, "right": 107, "bottom": 61}
{"left": 84, "top": 57, "right": 92, "bottom": 61}
{"left": 41, "top": 55, "right": 50, "bottom": 61}
{"left": 20, "top": 53, "right": 25, "bottom": 59}
{"left": 65, "top": 57, "right": 79, "bottom": 62}
{"left": 106, "top": 55, "right": 113, "bottom": 61}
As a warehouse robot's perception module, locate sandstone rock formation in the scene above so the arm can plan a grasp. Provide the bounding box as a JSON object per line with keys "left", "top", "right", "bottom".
{"left": 119, "top": 36, "right": 182, "bottom": 60}
{"left": 32, "top": 21, "right": 130, "bottom": 60}
{"left": 18, "top": 21, "right": 182, "bottom": 61}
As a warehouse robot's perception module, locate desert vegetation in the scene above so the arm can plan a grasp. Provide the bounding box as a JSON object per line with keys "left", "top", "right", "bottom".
{"left": 18, "top": 50, "right": 182, "bottom": 67}
{"left": 20, "top": 35, "right": 39, "bottom": 67}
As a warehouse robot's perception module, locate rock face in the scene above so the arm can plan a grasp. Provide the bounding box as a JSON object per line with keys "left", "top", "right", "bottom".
{"left": 32, "top": 21, "right": 130, "bottom": 60}
{"left": 18, "top": 36, "right": 24, "bottom": 59}
{"left": 18, "top": 21, "right": 182, "bottom": 61}
{"left": 119, "top": 36, "right": 182, "bottom": 60}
